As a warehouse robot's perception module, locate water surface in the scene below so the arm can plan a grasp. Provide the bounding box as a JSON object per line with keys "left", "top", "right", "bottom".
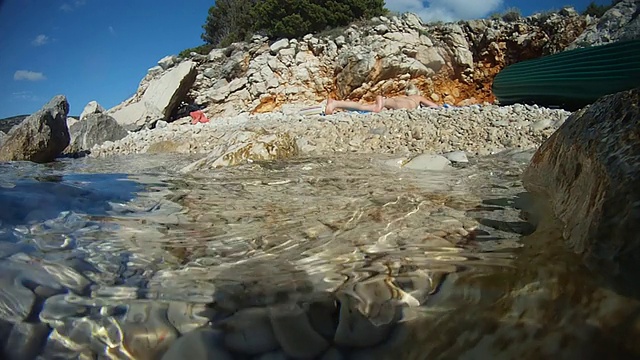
{"left": 0, "top": 151, "right": 629, "bottom": 359}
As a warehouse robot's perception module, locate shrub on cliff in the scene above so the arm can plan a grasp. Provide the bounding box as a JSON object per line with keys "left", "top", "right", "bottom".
{"left": 202, "top": 0, "right": 388, "bottom": 46}
{"left": 582, "top": 0, "right": 623, "bottom": 17}
{"left": 179, "top": 44, "right": 214, "bottom": 58}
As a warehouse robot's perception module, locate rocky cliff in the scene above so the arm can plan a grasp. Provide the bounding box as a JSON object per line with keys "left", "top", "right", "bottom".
{"left": 568, "top": 0, "right": 640, "bottom": 49}
{"left": 108, "top": 8, "right": 590, "bottom": 127}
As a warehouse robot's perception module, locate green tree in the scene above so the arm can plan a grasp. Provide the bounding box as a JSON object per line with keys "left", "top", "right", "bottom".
{"left": 251, "top": 0, "right": 326, "bottom": 38}
{"left": 201, "top": 0, "right": 388, "bottom": 46}
{"left": 201, "top": 0, "right": 257, "bottom": 47}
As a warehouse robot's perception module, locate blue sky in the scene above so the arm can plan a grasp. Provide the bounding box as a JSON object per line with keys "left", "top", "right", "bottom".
{"left": 0, "top": 0, "right": 610, "bottom": 118}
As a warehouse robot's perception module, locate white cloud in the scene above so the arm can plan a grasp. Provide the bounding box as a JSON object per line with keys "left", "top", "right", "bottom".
{"left": 60, "top": 0, "right": 86, "bottom": 12}
{"left": 31, "top": 34, "right": 49, "bottom": 46}
{"left": 14, "top": 70, "right": 47, "bottom": 81}
{"left": 12, "top": 91, "right": 41, "bottom": 102}
{"left": 108, "top": 26, "right": 116, "bottom": 35}
{"left": 386, "top": 0, "right": 503, "bottom": 22}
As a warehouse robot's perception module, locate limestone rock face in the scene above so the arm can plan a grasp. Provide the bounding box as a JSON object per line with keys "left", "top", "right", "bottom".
{"left": 107, "top": 10, "right": 591, "bottom": 127}
{"left": 522, "top": 88, "right": 640, "bottom": 277}
{"left": 110, "top": 61, "right": 197, "bottom": 131}
{"left": 0, "top": 95, "right": 70, "bottom": 163}
{"left": 568, "top": 0, "right": 640, "bottom": 49}
{"left": 79, "top": 100, "right": 106, "bottom": 120}
{"left": 67, "top": 113, "right": 128, "bottom": 154}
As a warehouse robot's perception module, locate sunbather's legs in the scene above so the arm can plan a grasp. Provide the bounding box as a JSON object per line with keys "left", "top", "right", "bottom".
{"left": 325, "top": 98, "right": 380, "bottom": 115}
{"left": 409, "top": 95, "right": 438, "bottom": 108}
{"left": 382, "top": 96, "right": 419, "bottom": 110}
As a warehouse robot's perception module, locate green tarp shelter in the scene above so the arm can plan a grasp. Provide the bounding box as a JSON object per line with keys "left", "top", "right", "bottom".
{"left": 492, "top": 39, "right": 640, "bottom": 110}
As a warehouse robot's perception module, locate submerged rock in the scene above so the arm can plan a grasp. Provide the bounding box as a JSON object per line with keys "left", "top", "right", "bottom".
{"left": 523, "top": 88, "right": 640, "bottom": 281}
{"left": 180, "top": 130, "right": 300, "bottom": 172}
{"left": 0, "top": 95, "right": 70, "bottom": 163}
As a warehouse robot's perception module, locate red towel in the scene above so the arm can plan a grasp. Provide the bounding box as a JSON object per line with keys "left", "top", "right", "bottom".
{"left": 190, "top": 110, "right": 209, "bottom": 124}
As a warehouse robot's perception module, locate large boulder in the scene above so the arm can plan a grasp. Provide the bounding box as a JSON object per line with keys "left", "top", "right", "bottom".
{"left": 0, "top": 95, "right": 70, "bottom": 163}
{"left": 568, "top": 0, "right": 640, "bottom": 49}
{"left": 110, "top": 61, "right": 197, "bottom": 131}
{"left": 522, "top": 88, "right": 640, "bottom": 282}
{"left": 79, "top": 100, "right": 106, "bottom": 120}
{"left": 66, "top": 113, "right": 128, "bottom": 154}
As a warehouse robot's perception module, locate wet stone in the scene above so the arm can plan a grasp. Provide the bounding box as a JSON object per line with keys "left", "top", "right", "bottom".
{"left": 167, "top": 301, "right": 211, "bottom": 334}
{"left": 49, "top": 317, "right": 106, "bottom": 355}
{"left": 213, "top": 259, "right": 313, "bottom": 312}
{"left": 320, "top": 347, "right": 346, "bottom": 360}
{"left": 161, "top": 328, "right": 233, "bottom": 360}
{"left": 333, "top": 294, "right": 394, "bottom": 348}
{"left": 256, "top": 350, "right": 288, "bottom": 360}
{"left": 349, "top": 322, "right": 411, "bottom": 360}
{"left": 120, "top": 302, "right": 179, "bottom": 360}
{"left": 0, "top": 319, "right": 13, "bottom": 352}
{"left": 40, "top": 328, "right": 96, "bottom": 360}
{"left": 39, "top": 294, "right": 88, "bottom": 327}
{"left": 3, "top": 321, "right": 51, "bottom": 360}
{"left": 443, "top": 150, "right": 469, "bottom": 164}
{"left": 269, "top": 302, "right": 330, "bottom": 358}
{"left": 218, "top": 307, "right": 279, "bottom": 355}
{"left": 33, "top": 284, "right": 66, "bottom": 299}
{"left": 0, "top": 271, "right": 36, "bottom": 323}
{"left": 38, "top": 259, "right": 93, "bottom": 295}
{"left": 306, "top": 294, "right": 339, "bottom": 340}
{"left": 0, "top": 241, "right": 22, "bottom": 259}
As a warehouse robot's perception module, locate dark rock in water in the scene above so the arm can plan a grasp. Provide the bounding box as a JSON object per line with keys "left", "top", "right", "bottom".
{"left": 161, "top": 328, "right": 233, "bottom": 360}
{"left": 0, "top": 96, "right": 70, "bottom": 163}
{"left": 66, "top": 113, "right": 128, "bottom": 155}
{"left": 3, "top": 321, "right": 51, "bottom": 360}
{"left": 523, "top": 88, "right": 640, "bottom": 289}
{"left": 0, "top": 114, "right": 28, "bottom": 134}
{"left": 0, "top": 268, "right": 36, "bottom": 323}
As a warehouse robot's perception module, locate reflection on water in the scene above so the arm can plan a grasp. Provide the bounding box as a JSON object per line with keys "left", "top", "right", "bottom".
{"left": 0, "top": 151, "right": 636, "bottom": 359}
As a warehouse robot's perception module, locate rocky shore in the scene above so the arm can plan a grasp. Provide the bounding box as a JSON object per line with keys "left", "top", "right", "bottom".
{"left": 91, "top": 104, "right": 571, "bottom": 171}
{"left": 0, "top": 1, "right": 638, "bottom": 358}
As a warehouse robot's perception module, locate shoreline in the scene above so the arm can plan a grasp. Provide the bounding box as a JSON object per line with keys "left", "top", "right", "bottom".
{"left": 91, "top": 104, "right": 572, "bottom": 160}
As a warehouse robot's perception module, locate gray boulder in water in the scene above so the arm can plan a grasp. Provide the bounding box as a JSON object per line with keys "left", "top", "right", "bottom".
{"left": 523, "top": 88, "right": 640, "bottom": 283}
{"left": 66, "top": 113, "right": 128, "bottom": 154}
{"left": 0, "top": 95, "right": 70, "bottom": 163}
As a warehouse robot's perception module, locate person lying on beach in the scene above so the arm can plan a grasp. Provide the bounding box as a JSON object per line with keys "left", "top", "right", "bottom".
{"left": 324, "top": 95, "right": 439, "bottom": 115}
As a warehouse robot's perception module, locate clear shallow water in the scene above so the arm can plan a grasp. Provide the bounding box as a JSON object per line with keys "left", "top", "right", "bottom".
{"left": 0, "top": 151, "right": 630, "bottom": 359}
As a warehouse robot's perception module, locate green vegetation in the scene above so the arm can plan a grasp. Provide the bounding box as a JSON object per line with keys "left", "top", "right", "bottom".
{"left": 582, "top": 0, "right": 623, "bottom": 17}
{"left": 501, "top": 7, "right": 522, "bottom": 22}
{"left": 200, "top": 0, "right": 388, "bottom": 48}
{"left": 178, "top": 44, "right": 214, "bottom": 58}
{"left": 488, "top": 7, "right": 521, "bottom": 21}
{"left": 202, "top": 0, "right": 257, "bottom": 47}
